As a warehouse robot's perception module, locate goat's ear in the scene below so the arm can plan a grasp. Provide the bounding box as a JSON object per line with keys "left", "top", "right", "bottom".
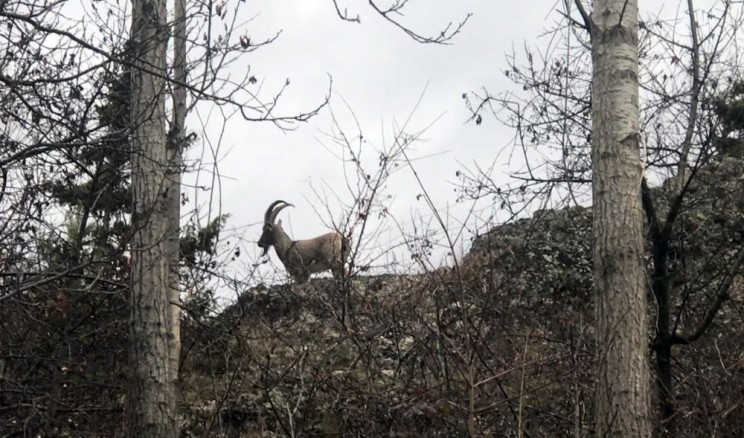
{"left": 277, "top": 219, "right": 283, "bottom": 226}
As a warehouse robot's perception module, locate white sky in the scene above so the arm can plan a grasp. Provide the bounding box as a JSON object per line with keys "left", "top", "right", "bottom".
{"left": 177, "top": 1, "right": 730, "bottom": 292}
{"left": 185, "top": 1, "right": 555, "bottom": 286}
{"left": 35, "top": 0, "right": 729, "bottom": 294}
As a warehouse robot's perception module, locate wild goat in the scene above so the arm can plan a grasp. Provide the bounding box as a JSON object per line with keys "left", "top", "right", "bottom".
{"left": 257, "top": 200, "right": 347, "bottom": 283}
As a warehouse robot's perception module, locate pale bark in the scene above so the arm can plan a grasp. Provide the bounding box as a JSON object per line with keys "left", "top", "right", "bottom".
{"left": 590, "top": 0, "right": 652, "bottom": 436}
{"left": 167, "top": 0, "right": 187, "bottom": 389}
{"left": 127, "top": 0, "right": 178, "bottom": 434}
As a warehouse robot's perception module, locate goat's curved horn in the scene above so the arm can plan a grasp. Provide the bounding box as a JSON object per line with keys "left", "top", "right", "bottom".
{"left": 269, "top": 202, "right": 294, "bottom": 223}
{"left": 264, "top": 200, "right": 289, "bottom": 223}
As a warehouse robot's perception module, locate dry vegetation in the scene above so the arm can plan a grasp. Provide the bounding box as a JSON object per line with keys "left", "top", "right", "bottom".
{"left": 175, "top": 156, "right": 744, "bottom": 437}
{"left": 2, "top": 151, "right": 743, "bottom": 437}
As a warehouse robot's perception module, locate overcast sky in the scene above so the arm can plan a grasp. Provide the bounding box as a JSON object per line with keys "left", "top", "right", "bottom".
{"left": 173, "top": 1, "right": 713, "bottom": 290}
{"left": 182, "top": 1, "right": 556, "bottom": 284}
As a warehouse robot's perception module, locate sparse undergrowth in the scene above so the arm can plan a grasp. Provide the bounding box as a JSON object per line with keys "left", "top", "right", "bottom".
{"left": 179, "top": 156, "right": 744, "bottom": 436}
{"left": 4, "top": 157, "right": 743, "bottom": 436}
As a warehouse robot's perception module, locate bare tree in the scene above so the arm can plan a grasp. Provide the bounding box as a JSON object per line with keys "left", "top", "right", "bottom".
{"left": 331, "top": 0, "right": 471, "bottom": 44}
{"left": 587, "top": 0, "right": 652, "bottom": 435}
{"left": 167, "top": 0, "right": 188, "bottom": 389}
{"left": 462, "top": 0, "right": 744, "bottom": 434}
{"left": 126, "top": 0, "right": 178, "bottom": 433}
{"left": 0, "top": 0, "right": 329, "bottom": 434}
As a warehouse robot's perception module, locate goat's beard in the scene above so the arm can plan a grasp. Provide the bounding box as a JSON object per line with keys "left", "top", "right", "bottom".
{"left": 259, "top": 245, "right": 269, "bottom": 257}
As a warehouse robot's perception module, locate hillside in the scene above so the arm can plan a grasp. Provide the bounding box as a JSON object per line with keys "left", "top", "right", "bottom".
{"left": 3, "top": 156, "right": 742, "bottom": 437}
{"left": 178, "top": 157, "right": 744, "bottom": 437}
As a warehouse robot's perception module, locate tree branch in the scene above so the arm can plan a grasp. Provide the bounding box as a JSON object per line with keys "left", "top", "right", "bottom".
{"left": 674, "top": 0, "right": 702, "bottom": 189}
{"left": 670, "top": 246, "right": 744, "bottom": 345}
{"left": 573, "top": 0, "right": 592, "bottom": 32}
{"left": 332, "top": 0, "right": 360, "bottom": 22}
{"left": 1, "top": 9, "right": 324, "bottom": 128}
{"left": 366, "top": 0, "right": 471, "bottom": 44}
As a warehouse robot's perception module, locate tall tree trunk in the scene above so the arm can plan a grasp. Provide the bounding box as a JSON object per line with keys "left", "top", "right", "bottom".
{"left": 127, "top": 0, "right": 178, "bottom": 434}
{"left": 167, "top": 0, "right": 187, "bottom": 389}
{"left": 590, "top": 0, "right": 652, "bottom": 436}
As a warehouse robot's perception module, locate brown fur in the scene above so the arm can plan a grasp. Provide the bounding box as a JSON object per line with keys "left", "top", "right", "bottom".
{"left": 258, "top": 201, "right": 347, "bottom": 283}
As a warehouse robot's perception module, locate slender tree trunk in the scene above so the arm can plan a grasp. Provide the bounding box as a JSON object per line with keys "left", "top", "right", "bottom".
{"left": 655, "top": 341, "right": 674, "bottom": 434}
{"left": 674, "top": 0, "right": 701, "bottom": 191}
{"left": 590, "top": 0, "right": 652, "bottom": 436}
{"left": 649, "top": 223, "right": 675, "bottom": 436}
{"left": 127, "top": 0, "right": 177, "bottom": 434}
{"left": 167, "top": 0, "right": 187, "bottom": 388}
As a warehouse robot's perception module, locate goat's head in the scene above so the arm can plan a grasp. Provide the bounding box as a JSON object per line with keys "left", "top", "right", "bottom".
{"left": 257, "top": 200, "right": 293, "bottom": 256}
